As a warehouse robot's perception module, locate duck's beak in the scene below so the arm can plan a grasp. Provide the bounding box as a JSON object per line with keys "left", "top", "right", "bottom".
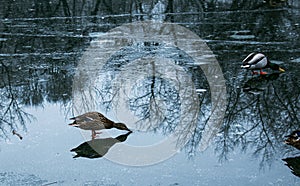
{"left": 279, "top": 67, "right": 285, "bottom": 72}
{"left": 284, "top": 140, "right": 289, "bottom": 144}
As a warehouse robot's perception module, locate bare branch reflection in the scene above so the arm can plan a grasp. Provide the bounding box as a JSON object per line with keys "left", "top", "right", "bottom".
{"left": 217, "top": 65, "right": 300, "bottom": 167}
{"left": 0, "top": 0, "right": 299, "bottom": 169}
{"left": 72, "top": 21, "right": 227, "bottom": 165}
{"left": 82, "top": 45, "right": 205, "bottom": 150}
{"left": 0, "top": 62, "right": 33, "bottom": 140}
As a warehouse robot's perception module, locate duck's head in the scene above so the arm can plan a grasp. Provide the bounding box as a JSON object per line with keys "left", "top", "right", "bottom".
{"left": 284, "top": 137, "right": 300, "bottom": 150}
{"left": 269, "top": 63, "right": 285, "bottom": 72}
{"left": 113, "top": 123, "right": 132, "bottom": 132}
{"left": 284, "top": 130, "right": 300, "bottom": 149}
{"left": 285, "top": 130, "right": 300, "bottom": 139}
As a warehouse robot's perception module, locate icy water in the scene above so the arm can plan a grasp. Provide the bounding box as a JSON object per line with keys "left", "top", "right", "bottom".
{"left": 1, "top": 1, "right": 300, "bottom": 185}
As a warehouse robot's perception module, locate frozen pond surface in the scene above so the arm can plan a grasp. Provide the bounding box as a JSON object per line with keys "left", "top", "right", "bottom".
{"left": 0, "top": 0, "right": 300, "bottom": 185}
{"left": 0, "top": 104, "right": 298, "bottom": 186}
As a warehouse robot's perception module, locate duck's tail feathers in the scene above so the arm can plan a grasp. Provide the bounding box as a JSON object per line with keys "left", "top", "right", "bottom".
{"left": 241, "top": 65, "right": 250, "bottom": 69}
{"left": 69, "top": 123, "right": 79, "bottom": 127}
{"left": 73, "top": 155, "right": 80, "bottom": 158}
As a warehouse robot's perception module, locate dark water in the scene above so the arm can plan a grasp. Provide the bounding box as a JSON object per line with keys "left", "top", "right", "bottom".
{"left": 1, "top": 0, "right": 300, "bottom": 185}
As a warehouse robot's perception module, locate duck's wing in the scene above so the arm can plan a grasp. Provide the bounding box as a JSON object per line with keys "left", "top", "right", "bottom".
{"left": 242, "top": 52, "right": 256, "bottom": 65}
{"left": 84, "top": 112, "right": 114, "bottom": 123}
{"left": 243, "top": 53, "right": 265, "bottom": 64}
{"left": 250, "top": 56, "right": 268, "bottom": 69}
{"left": 242, "top": 53, "right": 268, "bottom": 69}
{"left": 70, "top": 112, "right": 100, "bottom": 122}
{"left": 70, "top": 112, "right": 115, "bottom": 128}
{"left": 90, "top": 112, "right": 115, "bottom": 126}
{"left": 79, "top": 121, "right": 106, "bottom": 130}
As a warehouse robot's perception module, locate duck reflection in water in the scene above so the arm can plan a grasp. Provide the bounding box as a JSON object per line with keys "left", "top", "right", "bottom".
{"left": 284, "top": 130, "right": 300, "bottom": 150}
{"left": 71, "top": 131, "right": 132, "bottom": 159}
{"left": 242, "top": 72, "right": 281, "bottom": 94}
{"left": 69, "top": 112, "right": 132, "bottom": 138}
{"left": 282, "top": 156, "right": 300, "bottom": 178}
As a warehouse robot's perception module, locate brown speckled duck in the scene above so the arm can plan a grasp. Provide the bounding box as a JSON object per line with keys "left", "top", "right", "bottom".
{"left": 284, "top": 130, "right": 300, "bottom": 150}
{"left": 69, "top": 112, "right": 131, "bottom": 138}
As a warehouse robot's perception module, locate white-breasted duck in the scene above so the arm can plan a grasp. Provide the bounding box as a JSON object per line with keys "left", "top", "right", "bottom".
{"left": 241, "top": 52, "right": 285, "bottom": 75}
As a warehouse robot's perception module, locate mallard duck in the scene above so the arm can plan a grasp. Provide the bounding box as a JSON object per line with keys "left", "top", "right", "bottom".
{"left": 241, "top": 52, "right": 285, "bottom": 75}
{"left": 284, "top": 130, "right": 300, "bottom": 150}
{"left": 69, "top": 112, "right": 131, "bottom": 138}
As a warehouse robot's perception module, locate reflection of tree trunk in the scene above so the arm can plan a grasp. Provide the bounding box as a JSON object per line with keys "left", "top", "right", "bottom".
{"left": 103, "top": 0, "right": 114, "bottom": 14}
{"left": 53, "top": 0, "right": 71, "bottom": 18}
{"left": 231, "top": 0, "right": 267, "bottom": 9}
{"left": 231, "top": 0, "right": 239, "bottom": 10}
{"left": 136, "top": 0, "right": 143, "bottom": 13}
{"left": 34, "top": 0, "right": 52, "bottom": 17}
{"left": 129, "top": 0, "right": 133, "bottom": 21}
{"left": 135, "top": 0, "right": 144, "bottom": 21}
{"left": 3, "top": 1, "right": 12, "bottom": 18}
{"left": 0, "top": 62, "right": 32, "bottom": 139}
{"left": 92, "top": 0, "right": 117, "bottom": 23}
{"left": 151, "top": 60, "right": 155, "bottom": 97}
{"left": 79, "top": 0, "right": 86, "bottom": 16}
{"left": 61, "top": 0, "right": 71, "bottom": 16}
{"left": 165, "top": 0, "right": 174, "bottom": 22}
{"left": 73, "top": 0, "right": 76, "bottom": 16}
{"left": 92, "top": 0, "right": 102, "bottom": 15}
{"left": 194, "top": 0, "right": 204, "bottom": 18}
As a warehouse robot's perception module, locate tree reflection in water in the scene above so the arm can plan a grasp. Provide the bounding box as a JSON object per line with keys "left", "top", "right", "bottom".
{"left": 95, "top": 49, "right": 299, "bottom": 167}
{"left": 1, "top": 33, "right": 298, "bottom": 169}
{"left": 0, "top": 0, "right": 299, "bottom": 172}
{"left": 0, "top": 58, "right": 75, "bottom": 140}
{"left": 0, "top": 62, "right": 33, "bottom": 140}
{"left": 74, "top": 39, "right": 212, "bottom": 156}
{"left": 216, "top": 61, "right": 300, "bottom": 167}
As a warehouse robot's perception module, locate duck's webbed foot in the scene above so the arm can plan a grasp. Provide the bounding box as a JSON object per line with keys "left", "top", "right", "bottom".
{"left": 91, "top": 130, "right": 102, "bottom": 139}
{"left": 259, "top": 69, "right": 268, "bottom": 75}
